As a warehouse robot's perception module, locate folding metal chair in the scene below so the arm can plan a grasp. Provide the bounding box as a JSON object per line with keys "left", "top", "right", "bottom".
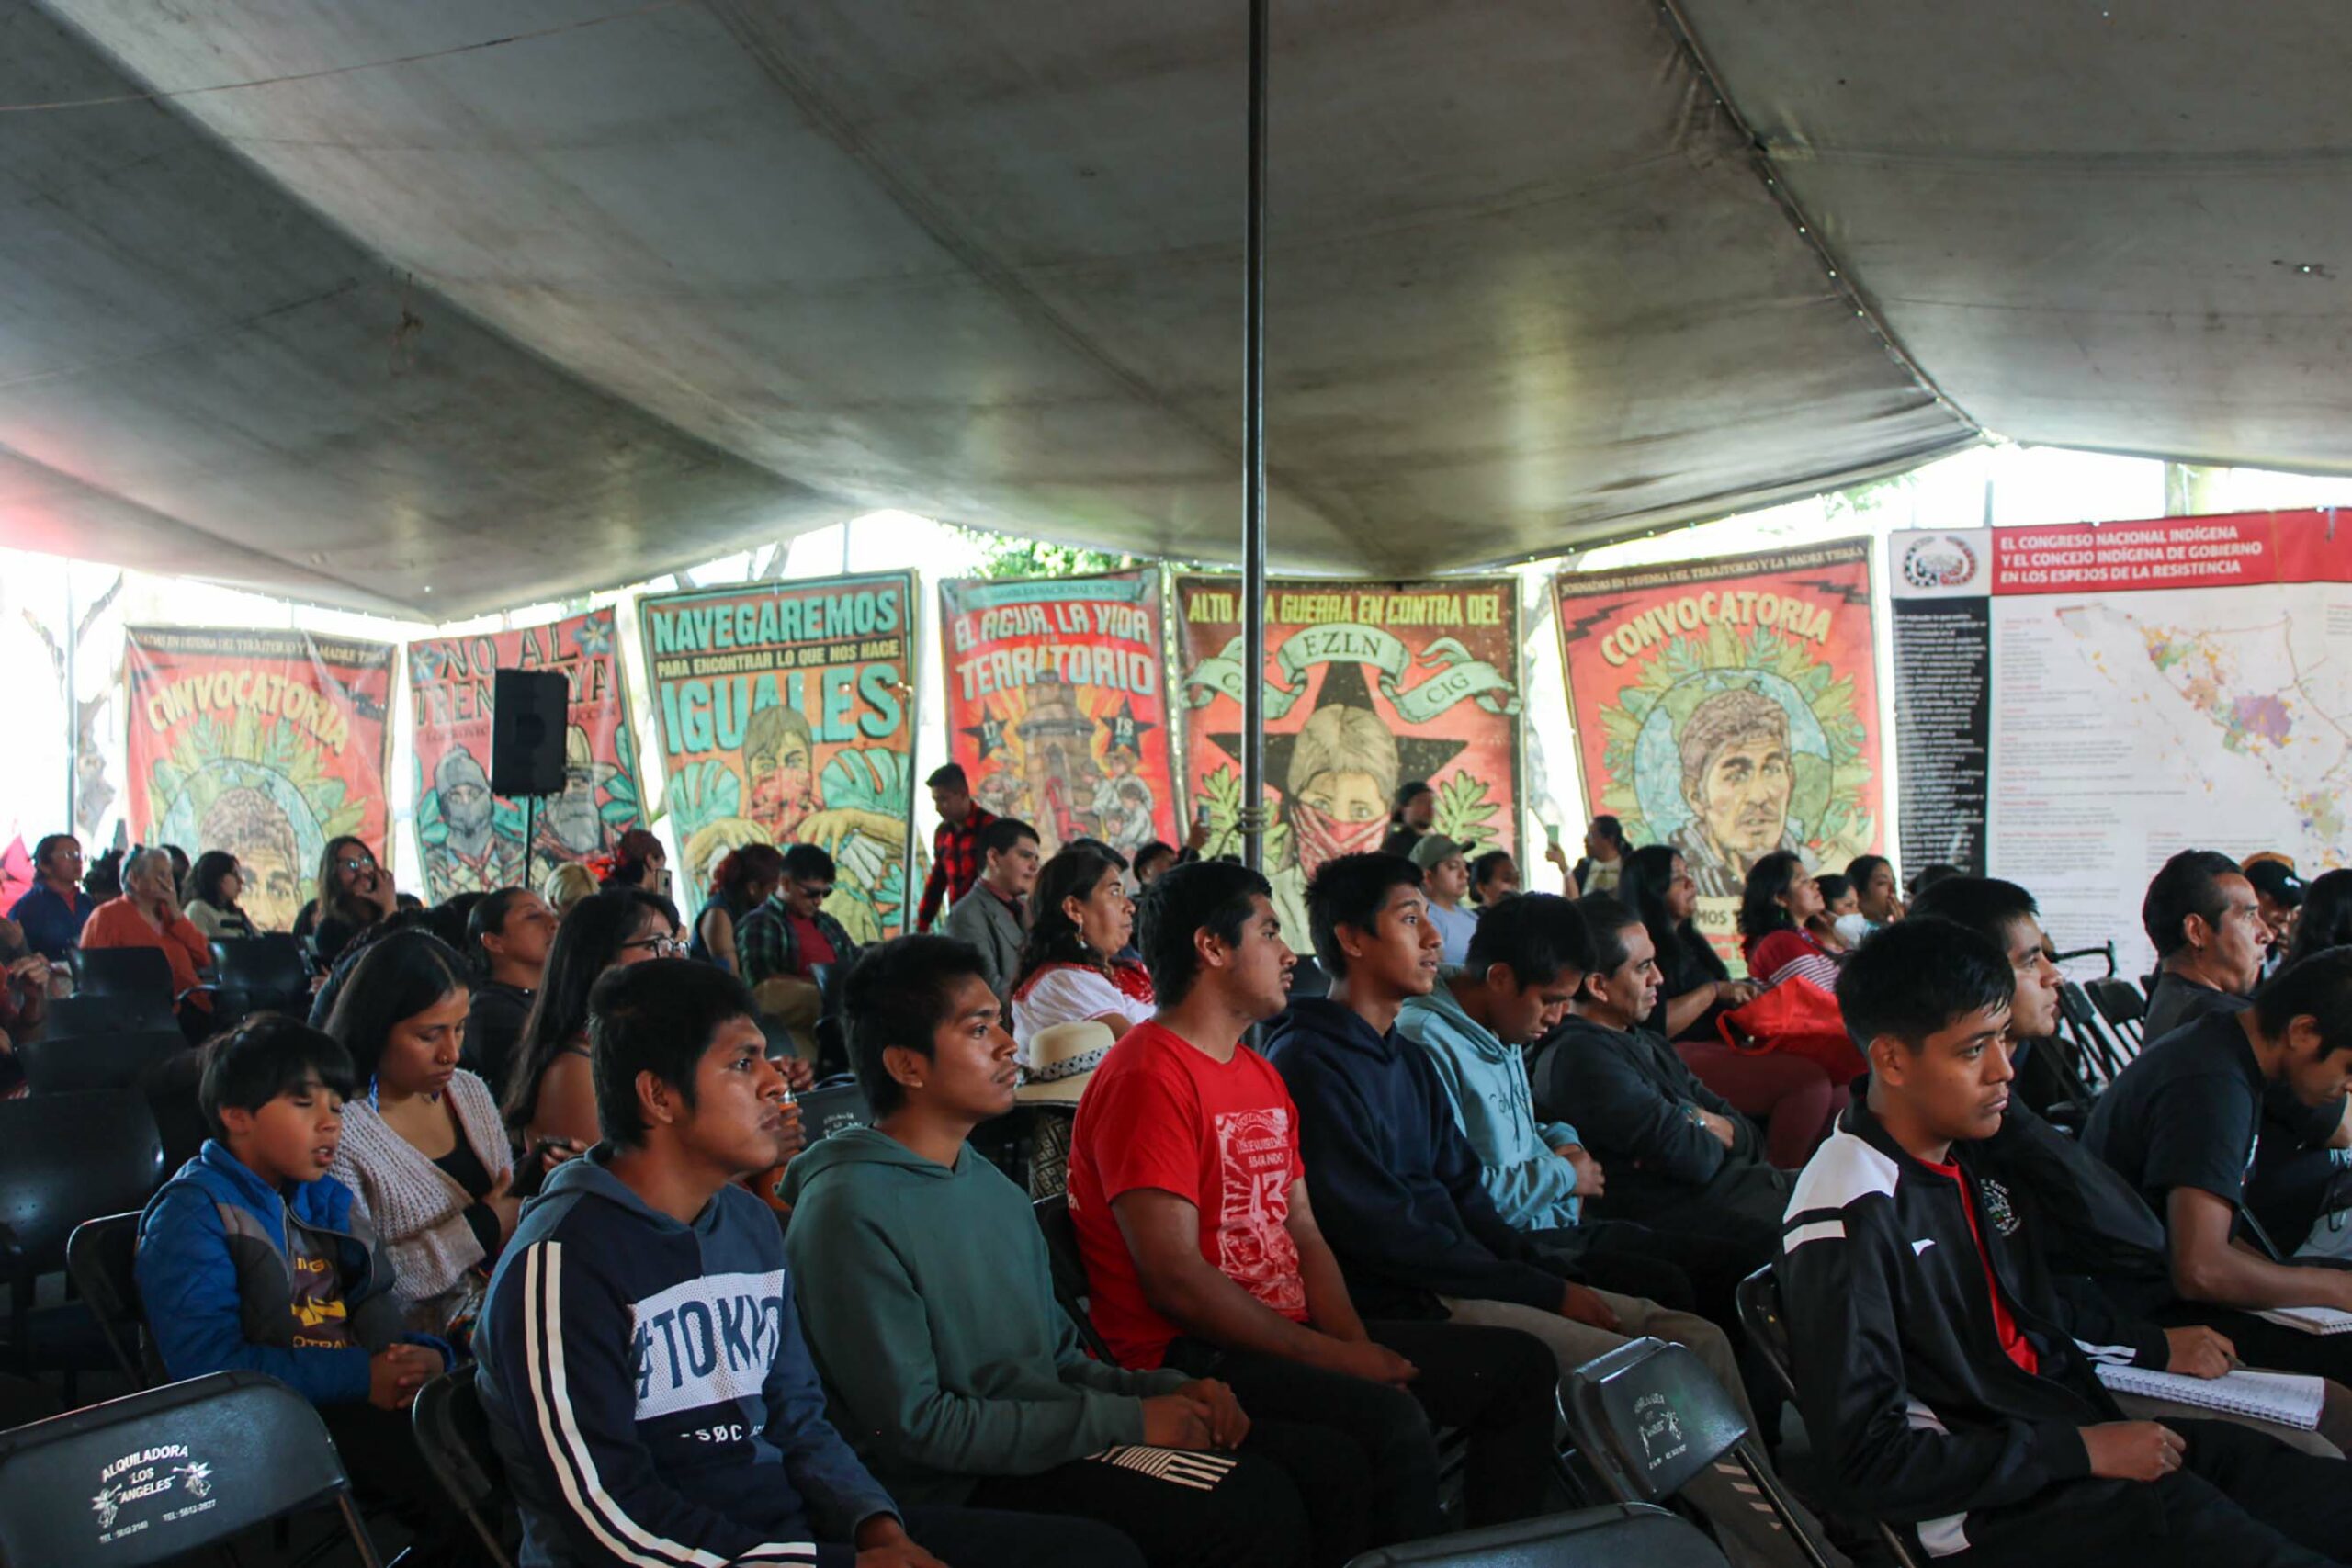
{"left": 0, "top": 1093, "right": 165, "bottom": 1392}
{"left": 413, "top": 1363, "right": 514, "bottom": 1567}
{"left": 64, "top": 1213, "right": 156, "bottom": 1389}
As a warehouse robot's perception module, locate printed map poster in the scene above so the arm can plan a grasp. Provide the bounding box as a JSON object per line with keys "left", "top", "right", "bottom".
{"left": 1176, "top": 576, "right": 1522, "bottom": 941}
{"left": 638, "top": 572, "right": 917, "bottom": 943}
{"left": 1894, "top": 512, "right": 2352, "bottom": 979}
{"left": 408, "top": 609, "right": 644, "bottom": 902}
{"left": 939, "top": 570, "right": 1179, "bottom": 859}
{"left": 125, "top": 626, "right": 396, "bottom": 933}
{"left": 1555, "top": 540, "right": 1884, "bottom": 973}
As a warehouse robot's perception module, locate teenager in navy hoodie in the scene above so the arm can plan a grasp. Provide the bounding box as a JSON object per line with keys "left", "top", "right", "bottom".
{"left": 472, "top": 957, "right": 1134, "bottom": 1568}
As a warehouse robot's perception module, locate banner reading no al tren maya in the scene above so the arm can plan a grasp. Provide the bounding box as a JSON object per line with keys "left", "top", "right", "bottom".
{"left": 1176, "top": 576, "right": 1522, "bottom": 942}
{"left": 938, "top": 569, "right": 1179, "bottom": 860}
{"left": 1555, "top": 540, "right": 1883, "bottom": 972}
{"left": 125, "top": 626, "right": 397, "bottom": 935}
{"left": 638, "top": 572, "right": 917, "bottom": 943}
{"left": 407, "top": 609, "right": 645, "bottom": 903}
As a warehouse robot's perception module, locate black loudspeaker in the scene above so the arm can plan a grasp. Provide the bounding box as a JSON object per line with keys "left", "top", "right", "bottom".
{"left": 491, "top": 669, "right": 570, "bottom": 797}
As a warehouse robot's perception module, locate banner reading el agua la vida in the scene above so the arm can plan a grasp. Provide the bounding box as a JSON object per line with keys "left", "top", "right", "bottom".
{"left": 638, "top": 572, "right": 917, "bottom": 943}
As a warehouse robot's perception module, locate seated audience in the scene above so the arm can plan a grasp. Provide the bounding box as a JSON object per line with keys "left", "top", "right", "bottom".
{"left": 84, "top": 844, "right": 125, "bottom": 904}
{"left": 293, "top": 836, "right": 400, "bottom": 967}
{"left": 1378, "top": 780, "right": 1436, "bottom": 859}
{"left": 738, "top": 842, "right": 857, "bottom": 1043}
{"left": 1780, "top": 918, "right": 2352, "bottom": 1567}
{"left": 1808, "top": 873, "right": 1863, "bottom": 953}
{"left": 944, "top": 818, "right": 1040, "bottom": 1000}
{"left": 1010, "top": 845, "right": 1154, "bottom": 1061}
{"left": 1468, "top": 848, "right": 1519, "bottom": 908}
{"left": 598, "top": 826, "right": 668, "bottom": 894}
{"left": 474, "top": 958, "right": 1130, "bottom": 1568}
{"left": 181, "top": 849, "right": 258, "bottom": 940}
{"left": 1571, "top": 815, "right": 1629, "bottom": 895}
{"left": 1532, "top": 895, "right": 1793, "bottom": 1248}
{"left": 1618, "top": 843, "right": 1760, "bottom": 1043}
{"left": 1265, "top": 856, "right": 1808, "bottom": 1563}
{"left": 1408, "top": 836, "right": 1477, "bottom": 965}
{"left": 1738, "top": 850, "right": 1841, "bottom": 992}
{"left": 1068, "top": 859, "right": 1558, "bottom": 1555}
{"left": 9, "top": 833, "right": 96, "bottom": 959}
{"left": 784, "top": 934, "right": 1315, "bottom": 1568}
{"left": 462, "top": 886, "right": 555, "bottom": 1095}
{"left": 539, "top": 857, "right": 598, "bottom": 915}
{"left": 1909, "top": 875, "right": 2352, "bottom": 1452}
{"left": 83, "top": 847, "right": 215, "bottom": 1019}
{"left": 2285, "top": 871, "right": 2352, "bottom": 971}
{"left": 2246, "top": 859, "right": 2305, "bottom": 979}
{"left": 1133, "top": 837, "right": 1194, "bottom": 889}
{"left": 324, "top": 931, "right": 537, "bottom": 1341}
{"left": 688, "top": 842, "right": 784, "bottom": 973}
{"left": 1844, "top": 852, "right": 1904, "bottom": 930}
{"left": 0, "top": 920, "right": 51, "bottom": 1093}
{"left": 503, "top": 886, "right": 684, "bottom": 1156}
{"left": 135, "top": 1017, "right": 454, "bottom": 1540}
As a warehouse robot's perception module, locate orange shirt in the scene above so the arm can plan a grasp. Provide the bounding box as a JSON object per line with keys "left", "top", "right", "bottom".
{"left": 81, "top": 897, "right": 213, "bottom": 996}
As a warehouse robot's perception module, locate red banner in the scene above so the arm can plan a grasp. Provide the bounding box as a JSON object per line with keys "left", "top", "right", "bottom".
{"left": 937, "top": 570, "right": 1179, "bottom": 859}
{"left": 407, "top": 609, "right": 644, "bottom": 902}
{"left": 125, "top": 626, "right": 396, "bottom": 933}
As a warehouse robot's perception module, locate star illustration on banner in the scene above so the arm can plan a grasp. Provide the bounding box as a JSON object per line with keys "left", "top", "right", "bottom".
{"left": 1100, "top": 700, "right": 1155, "bottom": 756}
{"left": 961, "top": 713, "right": 1010, "bottom": 759}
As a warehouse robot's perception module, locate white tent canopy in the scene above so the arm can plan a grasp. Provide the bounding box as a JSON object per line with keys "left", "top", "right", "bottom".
{"left": 4, "top": 1, "right": 2346, "bottom": 618}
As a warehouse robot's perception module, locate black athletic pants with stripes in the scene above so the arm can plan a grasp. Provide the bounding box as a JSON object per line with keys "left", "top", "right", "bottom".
{"left": 1163, "top": 1317, "right": 1560, "bottom": 1564}
{"left": 966, "top": 1439, "right": 1317, "bottom": 1568}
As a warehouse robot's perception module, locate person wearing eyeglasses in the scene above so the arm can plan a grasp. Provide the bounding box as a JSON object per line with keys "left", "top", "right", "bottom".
{"left": 293, "top": 836, "right": 403, "bottom": 969}
{"left": 738, "top": 843, "right": 860, "bottom": 1058}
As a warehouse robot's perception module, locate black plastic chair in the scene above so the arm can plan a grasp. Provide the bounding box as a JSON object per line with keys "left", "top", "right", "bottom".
{"left": 1735, "top": 1269, "right": 1922, "bottom": 1568}
{"left": 413, "top": 1363, "right": 514, "bottom": 1567}
{"left": 2056, "top": 982, "right": 2132, "bottom": 1088}
{"left": 209, "top": 934, "right": 311, "bottom": 1021}
{"left": 1033, "top": 1193, "right": 1119, "bottom": 1363}
{"left": 2087, "top": 977, "right": 2148, "bottom": 1049}
{"left": 1345, "top": 1501, "right": 1722, "bottom": 1567}
{"left": 67, "top": 945, "right": 177, "bottom": 1006}
{"left": 65, "top": 1212, "right": 156, "bottom": 1388}
{"left": 0, "top": 1093, "right": 166, "bottom": 1385}
{"left": 814, "top": 1014, "right": 852, "bottom": 1080}
{"left": 39, "top": 993, "right": 174, "bottom": 1041}
{"left": 17, "top": 1029, "right": 187, "bottom": 1095}
{"left": 797, "top": 1076, "right": 873, "bottom": 1144}
{"left": 0, "top": 1370, "right": 384, "bottom": 1567}
{"left": 1289, "top": 953, "right": 1331, "bottom": 999}
{"left": 1566, "top": 1336, "right": 1838, "bottom": 1568}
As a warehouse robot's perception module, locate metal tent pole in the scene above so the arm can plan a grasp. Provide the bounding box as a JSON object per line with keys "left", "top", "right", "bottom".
{"left": 1240, "top": 0, "right": 1270, "bottom": 873}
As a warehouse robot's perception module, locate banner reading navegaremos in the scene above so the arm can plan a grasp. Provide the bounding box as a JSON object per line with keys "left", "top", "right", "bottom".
{"left": 1176, "top": 576, "right": 1522, "bottom": 940}
{"left": 407, "top": 610, "right": 644, "bottom": 902}
{"left": 1555, "top": 541, "right": 1883, "bottom": 966}
{"left": 939, "top": 570, "right": 1179, "bottom": 859}
{"left": 125, "top": 626, "right": 396, "bottom": 934}
{"left": 638, "top": 573, "right": 916, "bottom": 943}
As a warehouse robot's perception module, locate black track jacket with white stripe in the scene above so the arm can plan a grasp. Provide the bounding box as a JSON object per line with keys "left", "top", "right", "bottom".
{"left": 1776, "top": 1093, "right": 2170, "bottom": 1558}
{"left": 474, "top": 1148, "right": 897, "bottom": 1568}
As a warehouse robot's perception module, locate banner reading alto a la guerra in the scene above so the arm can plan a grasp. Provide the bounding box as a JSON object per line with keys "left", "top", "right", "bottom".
{"left": 638, "top": 573, "right": 917, "bottom": 944}
{"left": 1176, "top": 576, "right": 1523, "bottom": 942}
{"left": 407, "top": 609, "right": 645, "bottom": 903}
{"left": 125, "top": 626, "right": 397, "bottom": 933}
{"left": 938, "top": 570, "right": 1179, "bottom": 860}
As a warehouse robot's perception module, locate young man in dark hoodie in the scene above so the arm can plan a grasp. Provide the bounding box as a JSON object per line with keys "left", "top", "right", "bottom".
{"left": 1780, "top": 918, "right": 2352, "bottom": 1567}
{"left": 784, "top": 932, "right": 1315, "bottom": 1568}
{"left": 1065, "top": 858, "right": 1559, "bottom": 1556}
{"left": 474, "top": 957, "right": 1128, "bottom": 1568}
{"left": 1268, "top": 856, "right": 1827, "bottom": 1568}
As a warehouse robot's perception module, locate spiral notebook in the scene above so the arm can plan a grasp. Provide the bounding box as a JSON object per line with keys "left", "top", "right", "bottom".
{"left": 2094, "top": 1364, "right": 2324, "bottom": 1429}
{"left": 2256, "top": 1304, "right": 2352, "bottom": 1336}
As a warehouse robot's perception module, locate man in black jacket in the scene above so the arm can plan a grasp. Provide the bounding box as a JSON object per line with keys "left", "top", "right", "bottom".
{"left": 1780, "top": 919, "right": 2352, "bottom": 1568}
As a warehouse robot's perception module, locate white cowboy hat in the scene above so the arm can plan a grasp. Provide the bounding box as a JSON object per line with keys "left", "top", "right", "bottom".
{"left": 1015, "top": 1020, "right": 1118, "bottom": 1104}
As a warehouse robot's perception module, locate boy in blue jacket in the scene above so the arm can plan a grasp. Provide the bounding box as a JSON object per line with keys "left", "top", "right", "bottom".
{"left": 472, "top": 956, "right": 1134, "bottom": 1568}
{"left": 135, "top": 1017, "right": 452, "bottom": 1536}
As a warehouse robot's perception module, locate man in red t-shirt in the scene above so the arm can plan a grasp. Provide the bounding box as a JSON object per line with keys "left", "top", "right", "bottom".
{"left": 1068, "top": 861, "right": 1558, "bottom": 1556}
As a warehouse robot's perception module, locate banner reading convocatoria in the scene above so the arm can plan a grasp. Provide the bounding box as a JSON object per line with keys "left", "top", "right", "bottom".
{"left": 938, "top": 570, "right": 1178, "bottom": 860}
{"left": 1555, "top": 540, "right": 1884, "bottom": 973}
{"left": 1892, "top": 511, "right": 2352, "bottom": 978}
{"left": 125, "top": 627, "right": 397, "bottom": 933}
{"left": 407, "top": 609, "right": 644, "bottom": 903}
{"left": 638, "top": 573, "right": 917, "bottom": 943}
{"left": 1176, "top": 576, "right": 1522, "bottom": 942}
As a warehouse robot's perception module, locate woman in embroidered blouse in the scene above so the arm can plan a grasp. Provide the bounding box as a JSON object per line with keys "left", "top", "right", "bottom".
{"left": 1008, "top": 846, "right": 1154, "bottom": 1068}
{"left": 324, "top": 930, "right": 557, "bottom": 1340}
{"left": 1737, "top": 850, "right": 1843, "bottom": 993}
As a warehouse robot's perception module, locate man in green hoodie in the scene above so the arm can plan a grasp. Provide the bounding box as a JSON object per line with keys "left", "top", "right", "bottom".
{"left": 785, "top": 934, "right": 1326, "bottom": 1568}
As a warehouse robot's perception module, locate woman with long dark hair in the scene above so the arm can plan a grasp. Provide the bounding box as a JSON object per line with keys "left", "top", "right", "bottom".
{"left": 598, "top": 828, "right": 669, "bottom": 895}
{"left": 324, "top": 930, "right": 527, "bottom": 1340}
{"left": 293, "top": 835, "right": 399, "bottom": 967}
{"left": 501, "top": 886, "right": 682, "bottom": 1153}
{"left": 1008, "top": 847, "right": 1152, "bottom": 1066}
{"left": 462, "top": 886, "right": 555, "bottom": 1092}
{"left": 1572, "top": 815, "right": 1632, "bottom": 895}
{"left": 1737, "top": 851, "right": 1841, "bottom": 992}
{"left": 690, "top": 843, "right": 785, "bottom": 974}
{"left": 182, "top": 850, "right": 257, "bottom": 940}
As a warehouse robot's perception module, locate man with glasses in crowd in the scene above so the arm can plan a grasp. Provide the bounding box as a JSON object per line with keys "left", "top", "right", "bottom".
{"left": 739, "top": 843, "right": 859, "bottom": 1053}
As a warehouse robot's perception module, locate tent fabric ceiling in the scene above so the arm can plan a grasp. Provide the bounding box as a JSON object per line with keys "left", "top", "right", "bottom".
{"left": 3, "top": 4, "right": 2335, "bottom": 617}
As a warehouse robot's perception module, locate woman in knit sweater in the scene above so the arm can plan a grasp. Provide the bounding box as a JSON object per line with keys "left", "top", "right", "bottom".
{"left": 324, "top": 930, "right": 571, "bottom": 1343}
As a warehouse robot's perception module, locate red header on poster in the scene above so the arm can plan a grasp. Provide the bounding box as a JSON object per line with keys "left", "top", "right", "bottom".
{"left": 1990, "top": 509, "right": 2352, "bottom": 595}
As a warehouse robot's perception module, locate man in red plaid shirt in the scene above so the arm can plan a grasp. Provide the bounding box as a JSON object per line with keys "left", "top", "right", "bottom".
{"left": 915, "top": 763, "right": 998, "bottom": 931}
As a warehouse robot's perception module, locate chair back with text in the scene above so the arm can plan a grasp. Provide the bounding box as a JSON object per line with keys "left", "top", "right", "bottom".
{"left": 413, "top": 1363, "right": 514, "bottom": 1566}
{"left": 797, "top": 1076, "right": 873, "bottom": 1144}
{"left": 0, "top": 1371, "right": 381, "bottom": 1567}
{"left": 1344, "top": 1501, "right": 1722, "bottom": 1568}
{"left": 17, "top": 1030, "right": 187, "bottom": 1096}
{"left": 68, "top": 946, "right": 176, "bottom": 1007}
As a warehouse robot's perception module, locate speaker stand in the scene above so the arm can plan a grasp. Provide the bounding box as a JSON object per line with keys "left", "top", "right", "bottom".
{"left": 524, "top": 795, "right": 537, "bottom": 892}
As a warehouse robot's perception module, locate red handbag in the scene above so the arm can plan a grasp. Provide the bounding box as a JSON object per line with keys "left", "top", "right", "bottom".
{"left": 1719, "top": 976, "right": 1867, "bottom": 1086}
